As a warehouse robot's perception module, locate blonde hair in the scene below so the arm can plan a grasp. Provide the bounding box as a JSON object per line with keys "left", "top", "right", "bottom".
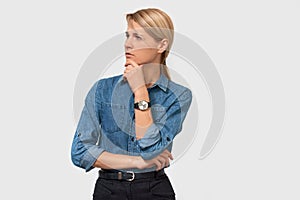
{"left": 126, "top": 8, "right": 174, "bottom": 80}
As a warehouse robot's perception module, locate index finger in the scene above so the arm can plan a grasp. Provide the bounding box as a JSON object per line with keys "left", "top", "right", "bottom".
{"left": 163, "top": 150, "right": 174, "bottom": 160}
{"left": 126, "top": 59, "right": 140, "bottom": 68}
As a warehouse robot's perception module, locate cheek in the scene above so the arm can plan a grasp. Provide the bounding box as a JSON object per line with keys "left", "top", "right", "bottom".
{"left": 134, "top": 49, "right": 158, "bottom": 62}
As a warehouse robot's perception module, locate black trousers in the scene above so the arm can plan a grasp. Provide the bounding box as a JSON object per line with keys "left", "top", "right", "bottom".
{"left": 92, "top": 172, "right": 176, "bottom": 200}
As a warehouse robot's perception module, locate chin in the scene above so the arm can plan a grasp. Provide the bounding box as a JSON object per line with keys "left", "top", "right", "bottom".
{"left": 126, "top": 59, "right": 142, "bottom": 66}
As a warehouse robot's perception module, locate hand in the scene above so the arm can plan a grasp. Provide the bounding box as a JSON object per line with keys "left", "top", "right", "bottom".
{"left": 123, "top": 60, "right": 146, "bottom": 93}
{"left": 136, "top": 150, "right": 174, "bottom": 171}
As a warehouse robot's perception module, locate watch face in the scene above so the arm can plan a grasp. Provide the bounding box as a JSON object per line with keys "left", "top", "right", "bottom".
{"left": 138, "top": 100, "right": 148, "bottom": 110}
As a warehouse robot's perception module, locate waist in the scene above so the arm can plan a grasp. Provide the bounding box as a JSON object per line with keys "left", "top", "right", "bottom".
{"left": 99, "top": 168, "right": 165, "bottom": 182}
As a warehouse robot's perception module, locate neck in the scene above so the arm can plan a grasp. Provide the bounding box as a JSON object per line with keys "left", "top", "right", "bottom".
{"left": 143, "top": 63, "right": 162, "bottom": 88}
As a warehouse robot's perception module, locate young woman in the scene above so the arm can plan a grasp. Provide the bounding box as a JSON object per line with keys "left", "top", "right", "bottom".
{"left": 71, "top": 8, "right": 192, "bottom": 200}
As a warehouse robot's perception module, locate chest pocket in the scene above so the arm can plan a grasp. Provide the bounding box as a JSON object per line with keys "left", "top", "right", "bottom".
{"left": 100, "top": 102, "right": 126, "bottom": 133}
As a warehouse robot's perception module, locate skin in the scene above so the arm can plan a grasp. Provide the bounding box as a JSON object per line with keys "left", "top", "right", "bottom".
{"left": 124, "top": 20, "right": 168, "bottom": 139}
{"left": 93, "top": 19, "right": 172, "bottom": 171}
{"left": 124, "top": 20, "right": 168, "bottom": 88}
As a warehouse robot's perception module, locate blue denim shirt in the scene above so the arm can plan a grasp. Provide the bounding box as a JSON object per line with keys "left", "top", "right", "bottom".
{"left": 71, "top": 71, "right": 192, "bottom": 172}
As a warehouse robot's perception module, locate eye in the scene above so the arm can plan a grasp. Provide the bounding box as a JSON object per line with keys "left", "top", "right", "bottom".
{"left": 125, "top": 32, "right": 129, "bottom": 38}
{"left": 135, "top": 35, "right": 142, "bottom": 40}
{"left": 133, "top": 33, "right": 142, "bottom": 40}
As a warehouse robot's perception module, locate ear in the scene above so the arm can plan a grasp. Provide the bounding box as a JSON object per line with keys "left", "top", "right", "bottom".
{"left": 157, "top": 39, "right": 169, "bottom": 54}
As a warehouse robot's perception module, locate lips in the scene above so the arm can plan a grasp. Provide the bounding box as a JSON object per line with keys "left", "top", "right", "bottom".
{"left": 125, "top": 52, "right": 134, "bottom": 67}
{"left": 125, "top": 52, "right": 134, "bottom": 57}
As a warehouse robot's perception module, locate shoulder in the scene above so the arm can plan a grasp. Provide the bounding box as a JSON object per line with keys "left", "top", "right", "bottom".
{"left": 168, "top": 80, "right": 192, "bottom": 100}
{"left": 94, "top": 74, "right": 123, "bottom": 89}
{"left": 86, "top": 74, "right": 123, "bottom": 98}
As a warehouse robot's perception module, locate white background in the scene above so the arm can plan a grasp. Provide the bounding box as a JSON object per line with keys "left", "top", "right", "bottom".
{"left": 0, "top": 0, "right": 299, "bottom": 199}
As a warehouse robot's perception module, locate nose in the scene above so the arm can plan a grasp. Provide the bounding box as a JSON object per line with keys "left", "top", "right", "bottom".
{"left": 124, "top": 37, "right": 133, "bottom": 52}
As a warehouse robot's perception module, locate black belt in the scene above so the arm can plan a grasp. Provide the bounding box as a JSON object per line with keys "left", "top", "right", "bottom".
{"left": 98, "top": 169, "right": 165, "bottom": 181}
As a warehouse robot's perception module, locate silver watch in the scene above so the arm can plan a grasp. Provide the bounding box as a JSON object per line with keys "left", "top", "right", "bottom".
{"left": 134, "top": 100, "right": 151, "bottom": 111}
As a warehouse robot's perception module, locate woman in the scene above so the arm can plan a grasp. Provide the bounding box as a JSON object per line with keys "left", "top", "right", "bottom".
{"left": 71, "top": 8, "right": 192, "bottom": 200}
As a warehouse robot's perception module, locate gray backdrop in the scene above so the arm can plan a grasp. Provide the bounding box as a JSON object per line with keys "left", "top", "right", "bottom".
{"left": 0, "top": 0, "right": 299, "bottom": 199}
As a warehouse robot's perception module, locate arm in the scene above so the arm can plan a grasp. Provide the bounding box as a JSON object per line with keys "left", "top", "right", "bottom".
{"left": 71, "top": 80, "right": 105, "bottom": 172}
{"left": 71, "top": 80, "right": 173, "bottom": 172}
{"left": 123, "top": 61, "right": 193, "bottom": 161}
{"left": 134, "top": 85, "right": 153, "bottom": 139}
{"left": 92, "top": 151, "right": 140, "bottom": 169}
{"left": 71, "top": 80, "right": 142, "bottom": 171}
{"left": 136, "top": 88, "right": 193, "bottom": 160}
{"left": 93, "top": 149, "right": 173, "bottom": 171}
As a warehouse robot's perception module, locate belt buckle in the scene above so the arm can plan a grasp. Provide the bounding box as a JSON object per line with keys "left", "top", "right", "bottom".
{"left": 126, "top": 171, "right": 135, "bottom": 181}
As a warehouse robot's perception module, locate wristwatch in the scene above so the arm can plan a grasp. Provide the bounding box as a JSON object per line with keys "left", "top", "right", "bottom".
{"left": 134, "top": 100, "right": 151, "bottom": 111}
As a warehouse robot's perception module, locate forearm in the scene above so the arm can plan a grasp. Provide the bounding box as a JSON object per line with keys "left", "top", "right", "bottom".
{"left": 93, "top": 151, "right": 142, "bottom": 169}
{"left": 134, "top": 86, "right": 153, "bottom": 139}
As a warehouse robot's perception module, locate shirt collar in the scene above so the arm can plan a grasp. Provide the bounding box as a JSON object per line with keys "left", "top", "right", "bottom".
{"left": 119, "top": 67, "right": 169, "bottom": 92}
{"left": 148, "top": 71, "right": 169, "bottom": 92}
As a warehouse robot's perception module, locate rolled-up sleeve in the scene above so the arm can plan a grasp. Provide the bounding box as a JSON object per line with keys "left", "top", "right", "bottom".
{"left": 137, "top": 88, "right": 192, "bottom": 160}
{"left": 71, "top": 80, "right": 105, "bottom": 172}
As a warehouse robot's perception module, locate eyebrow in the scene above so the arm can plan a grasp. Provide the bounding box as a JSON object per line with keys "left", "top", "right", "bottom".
{"left": 125, "top": 30, "right": 143, "bottom": 36}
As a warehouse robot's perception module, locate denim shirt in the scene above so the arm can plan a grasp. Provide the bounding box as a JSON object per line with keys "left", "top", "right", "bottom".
{"left": 71, "top": 71, "right": 192, "bottom": 172}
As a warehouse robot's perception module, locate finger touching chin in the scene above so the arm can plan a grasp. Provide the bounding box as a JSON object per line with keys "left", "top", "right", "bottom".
{"left": 125, "top": 58, "right": 140, "bottom": 66}
{"left": 125, "top": 59, "right": 133, "bottom": 66}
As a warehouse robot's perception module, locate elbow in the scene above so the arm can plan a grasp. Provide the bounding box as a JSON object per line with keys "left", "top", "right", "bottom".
{"left": 138, "top": 134, "right": 172, "bottom": 150}
{"left": 71, "top": 132, "right": 88, "bottom": 169}
{"left": 71, "top": 146, "right": 82, "bottom": 168}
{"left": 71, "top": 138, "right": 86, "bottom": 169}
{"left": 71, "top": 144, "right": 105, "bottom": 172}
{"left": 71, "top": 157, "right": 80, "bottom": 168}
{"left": 137, "top": 123, "right": 161, "bottom": 149}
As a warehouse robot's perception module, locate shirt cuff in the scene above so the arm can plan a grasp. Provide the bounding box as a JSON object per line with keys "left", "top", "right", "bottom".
{"left": 139, "top": 142, "right": 173, "bottom": 160}
{"left": 136, "top": 123, "right": 161, "bottom": 149}
{"left": 81, "top": 145, "right": 105, "bottom": 172}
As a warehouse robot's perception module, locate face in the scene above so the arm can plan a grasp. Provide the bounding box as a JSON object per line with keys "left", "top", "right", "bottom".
{"left": 124, "top": 20, "right": 163, "bottom": 66}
